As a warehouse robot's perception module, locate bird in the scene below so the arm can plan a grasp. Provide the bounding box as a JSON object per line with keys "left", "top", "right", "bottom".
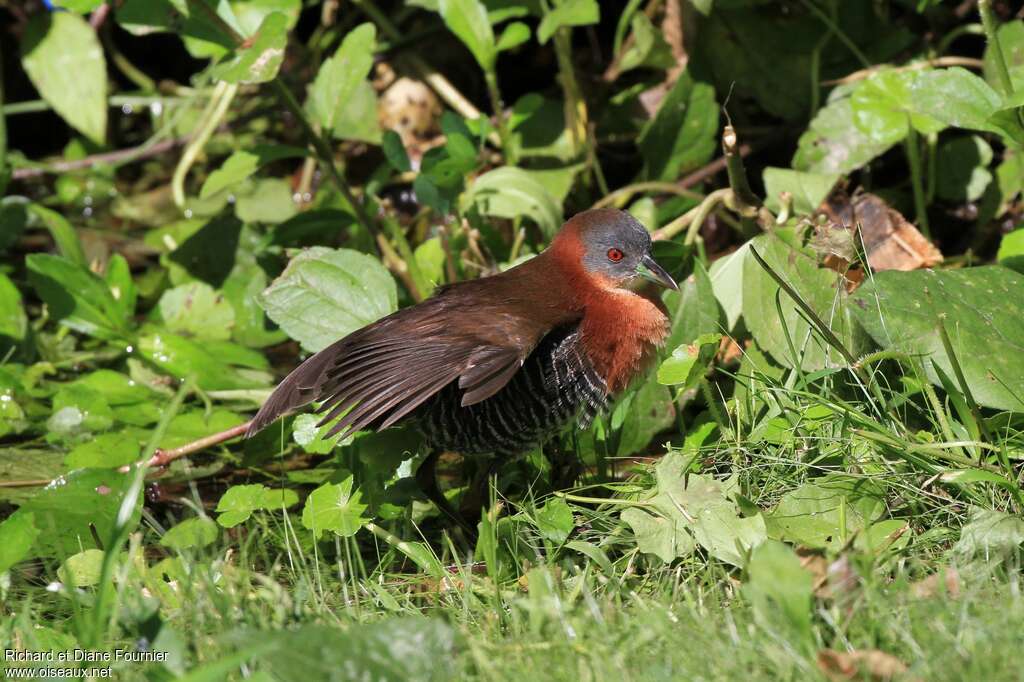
{"left": 246, "top": 208, "right": 678, "bottom": 528}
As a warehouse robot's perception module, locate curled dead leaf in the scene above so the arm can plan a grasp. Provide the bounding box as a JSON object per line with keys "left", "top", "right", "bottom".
{"left": 817, "top": 648, "right": 909, "bottom": 681}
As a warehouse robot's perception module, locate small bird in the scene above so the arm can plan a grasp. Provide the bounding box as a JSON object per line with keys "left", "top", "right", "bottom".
{"left": 246, "top": 208, "right": 677, "bottom": 525}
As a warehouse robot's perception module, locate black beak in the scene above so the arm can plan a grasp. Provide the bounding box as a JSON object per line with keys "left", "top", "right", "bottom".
{"left": 637, "top": 253, "right": 679, "bottom": 291}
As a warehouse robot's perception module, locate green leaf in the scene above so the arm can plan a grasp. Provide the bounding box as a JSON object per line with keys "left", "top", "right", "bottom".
{"left": 997, "top": 228, "right": 1024, "bottom": 273}
{"left": 0, "top": 272, "right": 27, "bottom": 345}
{"left": 765, "top": 475, "right": 885, "bottom": 549}
{"left": 637, "top": 70, "right": 718, "bottom": 182}
{"left": 438, "top": 0, "right": 496, "bottom": 70}
{"left": 622, "top": 507, "right": 695, "bottom": 563}
{"left": 382, "top": 130, "right": 412, "bottom": 173}
{"left": 851, "top": 266, "right": 1024, "bottom": 411}
{"left": 160, "top": 517, "right": 220, "bottom": 550}
{"left": 27, "top": 204, "right": 86, "bottom": 266}
{"left": 744, "top": 541, "right": 813, "bottom": 648}
{"left": 935, "top": 135, "right": 993, "bottom": 203}
{"left": 496, "top": 22, "right": 531, "bottom": 52}
{"left": 116, "top": 0, "right": 241, "bottom": 56}
{"left": 910, "top": 68, "right": 1002, "bottom": 133}
{"left": 329, "top": 79, "right": 382, "bottom": 144}
{"left": 216, "top": 484, "right": 299, "bottom": 528}
{"left": 607, "top": 380, "right": 675, "bottom": 457}
{"left": 793, "top": 93, "right": 895, "bottom": 174}
{"left": 0, "top": 512, "right": 39, "bottom": 574}
{"left": 302, "top": 476, "right": 368, "bottom": 539}
{"left": 465, "top": 166, "right": 562, "bottom": 237}
{"left": 105, "top": 253, "right": 138, "bottom": 323}
{"left": 534, "top": 498, "right": 574, "bottom": 543}
{"left": 984, "top": 21, "right": 1024, "bottom": 92}
{"left": 58, "top": 549, "right": 105, "bottom": 587}
{"left": 15, "top": 468, "right": 142, "bottom": 558}
{"left": 27, "top": 254, "right": 130, "bottom": 340}
{"left": 850, "top": 69, "right": 945, "bottom": 145}
{"left": 292, "top": 413, "right": 354, "bottom": 454}
{"left": 259, "top": 246, "right": 397, "bottom": 353}
{"left": 708, "top": 242, "right": 748, "bottom": 332}
{"left": 138, "top": 332, "right": 270, "bottom": 391}
{"left": 72, "top": 370, "right": 155, "bottom": 405}
{"left": 160, "top": 409, "right": 246, "bottom": 450}
{"left": 954, "top": 507, "right": 1024, "bottom": 558}
{"left": 210, "top": 12, "right": 288, "bottom": 84}
{"left": 656, "top": 333, "right": 721, "bottom": 388}
{"left": 65, "top": 431, "right": 140, "bottom": 469}
{"left": 234, "top": 178, "right": 298, "bottom": 224}
{"left": 537, "top": 0, "right": 599, "bottom": 44}
{"left": 21, "top": 13, "right": 107, "bottom": 144}
{"left": 310, "top": 23, "right": 376, "bottom": 131}
{"left": 200, "top": 144, "right": 306, "bottom": 199}
{"left": 743, "top": 230, "right": 862, "bottom": 371}
{"left": 762, "top": 168, "right": 839, "bottom": 215}
{"left": 52, "top": 0, "right": 105, "bottom": 10}
{"left": 50, "top": 384, "right": 115, "bottom": 434}
{"left": 616, "top": 13, "right": 674, "bottom": 74}
{"left": 156, "top": 282, "right": 236, "bottom": 341}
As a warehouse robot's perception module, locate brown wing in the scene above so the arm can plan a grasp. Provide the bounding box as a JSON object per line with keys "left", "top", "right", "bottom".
{"left": 245, "top": 260, "right": 579, "bottom": 440}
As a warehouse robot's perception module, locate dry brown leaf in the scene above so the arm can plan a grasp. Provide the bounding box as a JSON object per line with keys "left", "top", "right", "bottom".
{"left": 820, "top": 191, "right": 943, "bottom": 273}
{"left": 910, "top": 567, "right": 961, "bottom": 599}
{"left": 817, "top": 648, "right": 909, "bottom": 681}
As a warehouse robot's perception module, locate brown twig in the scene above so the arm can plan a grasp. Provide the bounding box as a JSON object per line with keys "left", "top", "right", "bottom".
{"left": 821, "top": 56, "right": 985, "bottom": 86}
{"left": 118, "top": 420, "right": 253, "bottom": 473}
{"left": 12, "top": 136, "right": 190, "bottom": 180}
{"left": 0, "top": 478, "right": 55, "bottom": 489}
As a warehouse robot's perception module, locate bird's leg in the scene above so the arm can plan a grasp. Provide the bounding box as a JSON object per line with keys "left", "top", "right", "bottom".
{"left": 415, "top": 449, "right": 477, "bottom": 537}
{"left": 458, "top": 457, "right": 499, "bottom": 523}
{"left": 544, "top": 439, "right": 582, "bottom": 491}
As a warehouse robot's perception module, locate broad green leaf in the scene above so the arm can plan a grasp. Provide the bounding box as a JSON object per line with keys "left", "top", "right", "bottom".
{"left": 744, "top": 541, "right": 813, "bottom": 648}
{"left": 27, "top": 254, "right": 130, "bottom": 340}
{"left": 0, "top": 199, "right": 29, "bottom": 253}
{"left": 997, "top": 228, "right": 1024, "bottom": 273}
{"left": 534, "top": 498, "right": 574, "bottom": 543}
{"left": 508, "top": 94, "right": 577, "bottom": 162}
{"left": 27, "top": 204, "right": 86, "bottom": 266}
{"left": 292, "top": 413, "right": 354, "bottom": 454}
{"left": 603, "top": 380, "right": 675, "bottom": 457}
{"left": 58, "top": 549, "right": 105, "bottom": 587}
{"left": 465, "top": 166, "right": 562, "bottom": 236}
{"left": 852, "top": 267, "right": 1024, "bottom": 411}
{"left": 622, "top": 507, "right": 695, "bottom": 563}
{"left": 910, "top": 67, "right": 1003, "bottom": 133}
{"left": 138, "top": 332, "right": 270, "bottom": 390}
{"left": 793, "top": 93, "right": 895, "bottom": 174}
{"left": 762, "top": 168, "right": 839, "bottom": 215}
{"left": 743, "top": 230, "right": 863, "bottom": 371}
{"left": 954, "top": 507, "right": 1024, "bottom": 557}
{"left": 50, "top": 384, "right": 115, "bottom": 434}
{"left": 216, "top": 484, "right": 299, "bottom": 527}
{"left": 302, "top": 477, "right": 368, "bottom": 539}
{"left": 496, "top": 21, "right": 531, "bottom": 52}
{"left": 414, "top": 236, "right": 447, "bottom": 289}
{"left": 765, "top": 475, "right": 885, "bottom": 549}
{"left": 330, "top": 80, "right": 382, "bottom": 144}
{"left": 72, "top": 370, "right": 155, "bottom": 406}
{"left": 105, "top": 253, "right": 138, "bottom": 322}
{"left": 0, "top": 272, "right": 27, "bottom": 344}
{"left": 200, "top": 144, "right": 306, "bottom": 199}
{"left": 222, "top": 266, "right": 287, "bottom": 348}
{"left": 160, "top": 409, "right": 247, "bottom": 450}
{"left": 157, "top": 282, "right": 236, "bottom": 341}
{"left": 382, "top": 130, "right": 412, "bottom": 172}
{"left": 935, "top": 135, "right": 993, "bottom": 202}
{"left": 637, "top": 70, "right": 718, "bottom": 182}
{"left": 616, "top": 13, "right": 674, "bottom": 74}
{"left": 234, "top": 178, "right": 298, "bottom": 224}
{"left": 259, "top": 247, "right": 397, "bottom": 353}
{"left": 14, "top": 468, "right": 143, "bottom": 558}
{"left": 21, "top": 13, "right": 107, "bottom": 144}
{"left": 438, "top": 0, "right": 496, "bottom": 70}
{"left": 65, "top": 431, "right": 140, "bottom": 469}
{"left": 850, "top": 69, "right": 945, "bottom": 145}
{"left": 160, "top": 516, "right": 220, "bottom": 550}
{"left": 537, "top": 0, "right": 599, "bottom": 44}
{"left": 708, "top": 242, "right": 748, "bottom": 332}
{"left": 210, "top": 12, "right": 288, "bottom": 84}
{"left": 310, "top": 23, "right": 376, "bottom": 131}
{"left": 984, "top": 21, "right": 1024, "bottom": 92}
{"left": 657, "top": 333, "right": 721, "bottom": 388}
{"left": 0, "top": 512, "right": 39, "bottom": 573}
{"left": 645, "top": 455, "right": 767, "bottom": 567}
{"left": 52, "top": 0, "right": 104, "bottom": 10}
{"left": 118, "top": 0, "right": 242, "bottom": 58}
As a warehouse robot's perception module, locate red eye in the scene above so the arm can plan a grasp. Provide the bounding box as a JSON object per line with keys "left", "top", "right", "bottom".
{"left": 607, "top": 247, "right": 624, "bottom": 263}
